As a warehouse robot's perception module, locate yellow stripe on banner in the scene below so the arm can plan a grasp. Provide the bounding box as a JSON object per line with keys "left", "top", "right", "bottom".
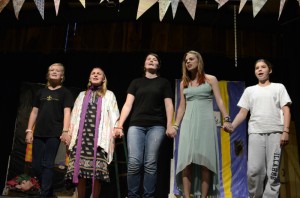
{"left": 219, "top": 81, "right": 232, "bottom": 197}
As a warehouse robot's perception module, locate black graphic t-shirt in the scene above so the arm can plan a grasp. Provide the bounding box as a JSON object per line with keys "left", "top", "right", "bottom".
{"left": 32, "top": 87, "right": 73, "bottom": 137}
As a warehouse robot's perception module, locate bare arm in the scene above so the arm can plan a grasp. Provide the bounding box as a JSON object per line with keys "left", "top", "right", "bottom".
{"left": 63, "top": 107, "right": 71, "bottom": 131}
{"left": 280, "top": 105, "right": 291, "bottom": 147}
{"left": 174, "top": 81, "right": 186, "bottom": 126}
{"left": 231, "top": 107, "right": 249, "bottom": 131}
{"left": 209, "top": 75, "right": 229, "bottom": 119}
{"left": 165, "top": 97, "right": 175, "bottom": 138}
{"left": 169, "top": 81, "right": 187, "bottom": 136}
{"left": 282, "top": 105, "right": 291, "bottom": 133}
{"left": 25, "top": 107, "right": 39, "bottom": 144}
{"left": 60, "top": 107, "right": 72, "bottom": 144}
{"left": 113, "top": 93, "right": 135, "bottom": 138}
{"left": 118, "top": 93, "right": 134, "bottom": 127}
{"left": 208, "top": 75, "right": 235, "bottom": 131}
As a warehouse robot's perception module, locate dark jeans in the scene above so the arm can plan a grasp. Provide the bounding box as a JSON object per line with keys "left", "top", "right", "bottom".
{"left": 32, "top": 137, "right": 60, "bottom": 197}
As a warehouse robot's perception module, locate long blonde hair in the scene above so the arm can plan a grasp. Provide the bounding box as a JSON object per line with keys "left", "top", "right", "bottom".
{"left": 181, "top": 50, "right": 206, "bottom": 88}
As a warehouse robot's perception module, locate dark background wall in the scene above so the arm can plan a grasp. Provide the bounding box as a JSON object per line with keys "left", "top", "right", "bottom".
{"left": 1, "top": 0, "right": 300, "bottom": 197}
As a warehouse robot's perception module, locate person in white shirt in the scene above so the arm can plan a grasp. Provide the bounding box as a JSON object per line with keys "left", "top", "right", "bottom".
{"left": 224, "top": 59, "right": 292, "bottom": 198}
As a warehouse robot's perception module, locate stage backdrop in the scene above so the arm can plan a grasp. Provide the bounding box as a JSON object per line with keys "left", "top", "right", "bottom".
{"left": 170, "top": 80, "right": 248, "bottom": 198}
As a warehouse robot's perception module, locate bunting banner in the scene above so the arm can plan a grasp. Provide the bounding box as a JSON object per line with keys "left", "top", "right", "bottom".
{"left": 2, "top": 0, "right": 295, "bottom": 20}
{"left": 171, "top": 80, "right": 248, "bottom": 197}
{"left": 252, "top": 0, "right": 267, "bottom": 17}
{"left": 238, "top": 0, "right": 247, "bottom": 13}
{"left": 171, "top": 0, "right": 180, "bottom": 18}
{"left": 79, "top": 0, "right": 85, "bottom": 8}
{"left": 33, "top": 0, "right": 44, "bottom": 19}
{"left": 0, "top": 0, "right": 10, "bottom": 13}
{"left": 12, "top": 0, "right": 25, "bottom": 19}
{"left": 137, "top": 0, "right": 157, "bottom": 19}
{"left": 181, "top": 0, "right": 197, "bottom": 20}
{"left": 278, "top": 0, "right": 286, "bottom": 19}
{"left": 215, "top": 0, "right": 229, "bottom": 9}
{"left": 159, "top": 0, "right": 171, "bottom": 21}
{"left": 54, "top": 0, "right": 60, "bottom": 16}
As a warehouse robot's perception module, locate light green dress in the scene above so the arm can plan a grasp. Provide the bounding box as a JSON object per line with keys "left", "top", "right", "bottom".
{"left": 175, "top": 82, "right": 219, "bottom": 196}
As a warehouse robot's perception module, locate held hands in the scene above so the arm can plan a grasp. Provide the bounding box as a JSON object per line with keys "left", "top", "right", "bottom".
{"left": 113, "top": 127, "right": 124, "bottom": 139}
{"left": 60, "top": 132, "right": 71, "bottom": 145}
{"left": 222, "top": 122, "right": 234, "bottom": 133}
{"left": 166, "top": 124, "right": 177, "bottom": 138}
{"left": 25, "top": 131, "right": 33, "bottom": 144}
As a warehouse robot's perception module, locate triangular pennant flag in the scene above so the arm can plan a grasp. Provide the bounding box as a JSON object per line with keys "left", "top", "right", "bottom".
{"left": 239, "top": 0, "right": 247, "bottom": 13}
{"left": 278, "top": 0, "right": 286, "bottom": 20}
{"left": 182, "top": 0, "right": 197, "bottom": 20}
{"left": 79, "top": 0, "right": 85, "bottom": 8}
{"left": 0, "top": 0, "right": 10, "bottom": 13}
{"left": 159, "top": 0, "right": 171, "bottom": 21}
{"left": 100, "top": 0, "right": 104, "bottom": 3}
{"left": 119, "top": 0, "right": 125, "bottom": 2}
{"left": 171, "top": 0, "right": 179, "bottom": 18}
{"left": 137, "top": 0, "right": 157, "bottom": 19}
{"left": 54, "top": 0, "right": 60, "bottom": 16}
{"left": 12, "top": 0, "right": 25, "bottom": 19}
{"left": 33, "top": 0, "right": 45, "bottom": 19}
{"left": 215, "top": 0, "right": 229, "bottom": 9}
{"left": 252, "top": 0, "right": 267, "bottom": 17}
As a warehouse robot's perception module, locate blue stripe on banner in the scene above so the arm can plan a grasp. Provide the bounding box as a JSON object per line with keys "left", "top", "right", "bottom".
{"left": 227, "top": 81, "right": 248, "bottom": 198}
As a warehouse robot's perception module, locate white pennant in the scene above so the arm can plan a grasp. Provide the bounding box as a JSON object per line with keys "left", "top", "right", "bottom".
{"left": 252, "top": 0, "right": 267, "bottom": 17}
{"left": 159, "top": 0, "right": 171, "bottom": 21}
{"left": 171, "top": 0, "right": 179, "bottom": 18}
{"left": 239, "top": 0, "right": 247, "bottom": 13}
{"left": 34, "top": 0, "right": 45, "bottom": 19}
{"left": 181, "top": 0, "right": 197, "bottom": 20}
{"left": 12, "top": 0, "right": 25, "bottom": 19}
{"left": 54, "top": 0, "right": 60, "bottom": 16}
{"left": 278, "top": 0, "right": 286, "bottom": 20}
{"left": 137, "top": 0, "right": 158, "bottom": 19}
{"left": 79, "top": 0, "right": 85, "bottom": 8}
{"left": 215, "top": 0, "right": 229, "bottom": 9}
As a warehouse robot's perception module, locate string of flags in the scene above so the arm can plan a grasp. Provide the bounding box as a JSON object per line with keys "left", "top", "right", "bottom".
{"left": 0, "top": 0, "right": 299, "bottom": 20}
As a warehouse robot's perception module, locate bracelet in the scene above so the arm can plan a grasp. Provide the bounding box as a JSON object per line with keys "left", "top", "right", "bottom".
{"left": 172, "top": 125, "right": 179, "bottom": 131}
{"left": 114, "top": 127, "right": 123, "bottom": 130}
{"left": 223, "top": 116, "right": 232, "bottom": 123}
{"left": 283, "top": 131, "right": 289, "bottom": 134}
{"left": 173, "top": 123, "right": 179, "bottom": 127}
{"left": 62, "top": 130, "right": 69, "bottom": 133}
{"left": 25, "top": 129, "right": 33, "bottom": 133}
